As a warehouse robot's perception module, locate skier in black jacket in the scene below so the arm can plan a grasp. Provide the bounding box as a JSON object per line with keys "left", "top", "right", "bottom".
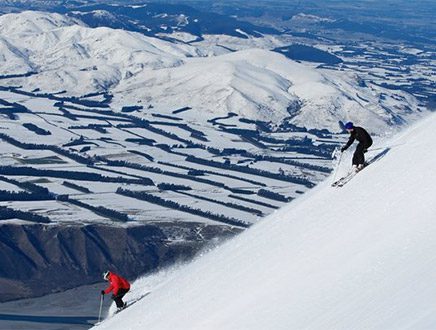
{"left": 341, "top": 122, "right": 373, "bottom": 171}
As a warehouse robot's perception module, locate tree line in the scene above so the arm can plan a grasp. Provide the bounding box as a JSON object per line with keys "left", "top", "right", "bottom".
{"left": 116, "top": 188, "right": 250, "bottom": 228}
{"left": 0, "top": 206, "right": 50, "bottom": 223}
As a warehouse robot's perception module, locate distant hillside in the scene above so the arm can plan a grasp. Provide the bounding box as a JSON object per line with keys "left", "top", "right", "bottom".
{"left": 0, "top": 11, "right": 422, "bottom": 132}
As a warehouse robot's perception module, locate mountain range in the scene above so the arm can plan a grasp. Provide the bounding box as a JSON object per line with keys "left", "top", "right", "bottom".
{"left": 0, "top": 11, "right": 423, "bottom": 132}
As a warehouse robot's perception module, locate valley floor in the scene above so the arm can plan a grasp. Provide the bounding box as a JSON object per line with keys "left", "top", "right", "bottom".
{"left": 0, "top": 283, "right": 109, "bottom": 330}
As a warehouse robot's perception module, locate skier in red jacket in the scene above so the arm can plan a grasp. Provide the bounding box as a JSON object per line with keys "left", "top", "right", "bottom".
{"left": 101, "top": 271, "right": 130, "bottom": 310}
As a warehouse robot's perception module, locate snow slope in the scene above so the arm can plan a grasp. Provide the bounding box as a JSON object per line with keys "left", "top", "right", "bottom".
{"left": 0, "top": 11, "right": 422, "bottom": 132}
{"left": 95, "top": 113, "right": 436, "bottom": 330}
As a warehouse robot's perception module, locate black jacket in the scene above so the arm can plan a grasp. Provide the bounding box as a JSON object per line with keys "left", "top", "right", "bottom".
{"left": 343, "top": 126, "right": 373, "bottom": 151}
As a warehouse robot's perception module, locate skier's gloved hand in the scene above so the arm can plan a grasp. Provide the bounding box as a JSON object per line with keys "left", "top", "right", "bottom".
{"left": 101, "top": 290, "right": 105, "bottom": 295}
{"left": 341, "top": 147, "right": 346, "bottom": 152}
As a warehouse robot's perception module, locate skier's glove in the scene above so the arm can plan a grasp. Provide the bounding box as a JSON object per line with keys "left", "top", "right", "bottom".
{"left": 341, "top": 147, "right": 346, "bottom": 152}
{"left": 101, "top": 290, "right": 105, "bottom": 295}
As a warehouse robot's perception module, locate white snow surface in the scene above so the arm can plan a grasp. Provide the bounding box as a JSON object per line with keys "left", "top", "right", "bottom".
{"left": 0, "top": 11, "right": 422, "bottom": 132}
{"left": 95, "top": 113, "right": 436, "bottom": 330}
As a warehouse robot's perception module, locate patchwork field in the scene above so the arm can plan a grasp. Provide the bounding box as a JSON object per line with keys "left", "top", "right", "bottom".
{"left": 0, "top": 88, "right": 337, "bottom": 229}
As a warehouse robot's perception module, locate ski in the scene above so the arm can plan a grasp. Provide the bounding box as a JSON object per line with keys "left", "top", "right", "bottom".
{"left": 114, "top": 300, "right": 138, "bottom": 314}
{"left": 331, "top": 171, "right": 356, "bottom": 187}
{"left": 331, "top": 147, "right": 391, "bottom": 188}
{"left": 334, "top": 171, "right": 358, "bottom": 187}
{"left": 114, "top": 292, "right": 151, "bottom": 314}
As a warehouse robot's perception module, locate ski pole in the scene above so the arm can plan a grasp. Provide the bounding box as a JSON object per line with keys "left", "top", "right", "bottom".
{"left": 332, "top": 150, "right": 343, "bottom": 184}
{"left": 98, "top": 294, "right": 104, "bottom": 323}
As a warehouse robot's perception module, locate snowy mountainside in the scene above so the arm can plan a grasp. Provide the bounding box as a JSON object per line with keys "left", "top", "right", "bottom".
{"left": 0, "top": 10, "right": 82, "bottom": 36}
{"left": 0, "top": 11, "right": 422, "bottom": 132}
{"left": 115, "top": 47, "right": 420, "bottom": 131}
{"left": 95, "top": 113, "right": 436, "bottom": 330}
{"left": 0, "top": 37, "right": 34, "bottom": 73}
{"left": 0, "top": 11, "right": 197, "bottom": 93}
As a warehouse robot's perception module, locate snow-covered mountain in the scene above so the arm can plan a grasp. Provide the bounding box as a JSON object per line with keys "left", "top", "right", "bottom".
{"left": 94, "top": 113, "right": 436, "bottom": 329}
{"left": 0, "top": 11, "right": 423, "bottom": 132}
{"left": 0, "top": 11, "right": 195, "bottom": 91}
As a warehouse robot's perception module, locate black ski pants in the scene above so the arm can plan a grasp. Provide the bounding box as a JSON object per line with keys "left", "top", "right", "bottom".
{"left": 352, "top": 141, "right": 372, "bottom": 166}
{"left": 112, "top": 288, "right": 129, "bottom": 308}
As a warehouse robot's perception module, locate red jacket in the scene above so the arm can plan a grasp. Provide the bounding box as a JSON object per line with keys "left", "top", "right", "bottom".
{"left": 104, "top": 272, "right": 130, "bottom": 296}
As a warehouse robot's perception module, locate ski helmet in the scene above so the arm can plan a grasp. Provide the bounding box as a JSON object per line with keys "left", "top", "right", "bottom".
{"left": 103, "top": 271, "right": 110, "bottom": 280}
{"left": 345, "top": 122, "right": 354, "bottom": 130}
